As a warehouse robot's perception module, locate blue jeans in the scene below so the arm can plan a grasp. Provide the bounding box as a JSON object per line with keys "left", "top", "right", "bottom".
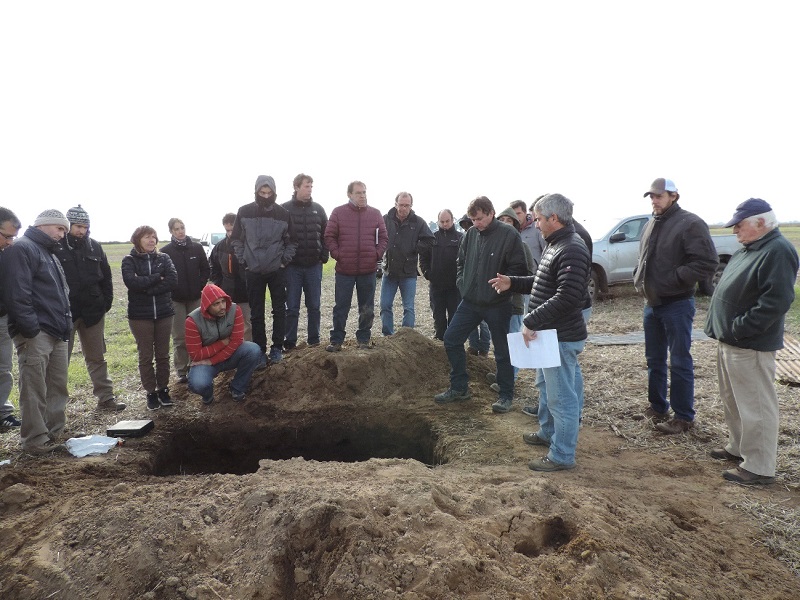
{"left": 468, "top": 320, "right": 491, "bottom": 353}
{"left": 534, "top": 340, "right": 585, "bottom": 466}
{"left": 643, "top": 298, "right": 695, "bottom": 421}
{"left": 188, "top": 341, "right": 262, "bottom": 401}
{"left": 246, "top": 269, "right": 287, "bottom": 354}
{"left": 331, "top": 273, "right": 377, "bottom": 345}
{"left": 509, "top": 313, "right": 524, "bottom": 379}
{"left": 380, "top": 275, "right": 417, "bottom": 335}
{"left": 284, "top": 263, "right": 323, "bottom": 347}
{"left": 443, "top": 299, "right": 513, "bottom": 399}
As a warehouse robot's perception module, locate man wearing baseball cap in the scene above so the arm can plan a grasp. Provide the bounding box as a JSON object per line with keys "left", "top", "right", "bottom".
{"left": 54, "top": 205, "right": 125, "bottom": 412}
{"left": 705, "top": 199, "right": 798, "bottom": 485}
{"left": 0, "top": 209, "right": 72, "bottom": 454}
{"left": 633, "top": 178, "right": 718, "bottom": 434}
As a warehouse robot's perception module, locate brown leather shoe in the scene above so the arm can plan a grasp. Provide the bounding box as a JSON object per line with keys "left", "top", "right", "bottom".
{"left": 723, "top": 467, "right": 775, "bottom": 485}
{"left": 522, "top": 432, "right": 550, "bottom": 447}
{"left": 710, "top": 448, "right": 742, "bottom": 461}
{"left": 633, "top": 406, "right": 670, "bottom": 423}
{"left": 655, "top": 417, "right": 694, "bottom": 435}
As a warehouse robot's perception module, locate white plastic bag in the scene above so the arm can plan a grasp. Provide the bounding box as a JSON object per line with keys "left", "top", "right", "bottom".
{"left": 65, "top": 435, "right": 120, "bottom": 458}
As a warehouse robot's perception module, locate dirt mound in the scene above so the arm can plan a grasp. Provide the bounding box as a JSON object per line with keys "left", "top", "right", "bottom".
{"left": 1, "top": 328, "right": 799, "bottom": 599}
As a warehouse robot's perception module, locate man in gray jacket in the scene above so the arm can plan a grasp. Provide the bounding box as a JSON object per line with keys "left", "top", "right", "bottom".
{"left": 1, "top": 210, "right": 72, "bottom": 454}
{"left": 705, "top": 198, "right": 798, "bottom": 485}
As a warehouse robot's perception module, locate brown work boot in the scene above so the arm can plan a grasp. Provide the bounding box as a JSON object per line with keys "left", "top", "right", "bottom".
{"left": 722, "top": 467, "right": 775, "bottom": 485}
{"left": 655, "top": 417, "right": 694, "bottom": 435}
{"left": 633, "top": 406, "right": 670, "bottom": 423}
{"left": 710, "top": 448, "right": 742, "bottom": 461}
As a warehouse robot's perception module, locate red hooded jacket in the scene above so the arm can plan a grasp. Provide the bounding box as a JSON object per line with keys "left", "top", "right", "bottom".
{"left": 185, "top": 284, "right": 245, "bottom": 365}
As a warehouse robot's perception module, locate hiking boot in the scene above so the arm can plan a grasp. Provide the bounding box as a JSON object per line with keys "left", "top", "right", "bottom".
{"left": 434, "top": 388, "right": 471, "bottom": 404}
{"left": 655, "top": 417, "right": 693, "bottom": 435}
{"left": 522, "top": 432, "right": 550, "bottom": 447}
{"left": 97, "top": 397, "right": 126, "bottom": 411}
{"left": 710, "top": 448, "right": 742, "bottom": 461}
{"left": 268, "top": 347, "right": 283, "bottom": 364}
{"left": 26, "top": 440, "right": 66, "bottom": 455}
{"left": 521, "top": 404, "right": 539, "bottom": 418}
{"left": 723, "top": 467, "right": 775, "bottom": 485}
{"left": 491, "top": 397, "right": 513, "bottom": 414}
{"left": 146, "top": 392, "right": 160, "bottom": 411}
{"left": 158, "top": 388, "right": 174, "bottom": 407}
{"left": 283, "top": 343, "right": 296, "bottom": 353}
{"left": 0, "top": 414, "right": 21, "bottom": 428}
{"left": 326, "top": 343, "right": 342, "bottom": 353}
{"left": 633, "top": 406, "right": 670, "bottom": 423}
{"left": 489, "top": 383, "right": 500, "bottom": 393}
{"left": 528, "top": 456, "right": 575, "bottom": 472}
{"left": 201, "top": 394, "right": 214, "bottom": 405}
{"left": 485, "top": 372, "right": 497, "bottom": 384}
{"left": 357, "top": 341, "right": 372, "bottom": 350}
{"left": 177, "top": 375, "right": 188, "bottom": 384}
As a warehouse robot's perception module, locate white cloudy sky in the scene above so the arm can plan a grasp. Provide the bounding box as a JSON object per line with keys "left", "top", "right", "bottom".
{"left": 1, "top": 1, "right": 797, "bottom": 242}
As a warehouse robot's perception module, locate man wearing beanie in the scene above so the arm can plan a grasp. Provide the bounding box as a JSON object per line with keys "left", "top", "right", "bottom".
{"left": 231, "top": 175, "right": 297, "bottom": 365}
{"left": 0, "top": 209, "right": 72, "bottom": 454}
{"left": 54, "top": 205, "right": 125, "bottom": 411}
{"left": 0, "top": 207, "right": 23, "bottom": 428}
{"left": 633, "top": 178, "right": 718, "bottom": 435}
{"left": 705, "top": 199, "right": 799, "bottom": 485}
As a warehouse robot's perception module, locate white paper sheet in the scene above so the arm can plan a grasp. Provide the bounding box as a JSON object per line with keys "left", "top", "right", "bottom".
{"left": 507, "top": 330, "right": 561, "bottom": 369}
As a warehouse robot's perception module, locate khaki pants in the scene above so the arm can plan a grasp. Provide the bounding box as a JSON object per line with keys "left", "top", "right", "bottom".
{"left": 68, "top": 316, "right": 114, "bottom": 403}
{"left": 14, "top": 332, "right": 69, "bottom": 449}
{"left": 717, "top": 341, "right": 780, "bottom": 477}
{"left": 129, "top": 317, "right": 173, "bottom": 392}
{"left": 239, "top": 302, "right": 252, "bottom": 342}
{"left": 0, "top": 314, "right": 15, "bottom": 418}
{"left": 171, "top": 300, "right": 200, "bottom": 378}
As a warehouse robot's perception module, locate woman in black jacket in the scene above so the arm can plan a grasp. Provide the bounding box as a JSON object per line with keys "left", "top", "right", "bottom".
{"left": 160, "top": 218, "right": 209, "bottom": 383}
{"left": 122, "top": 226, "right": 178, "bottom": 411}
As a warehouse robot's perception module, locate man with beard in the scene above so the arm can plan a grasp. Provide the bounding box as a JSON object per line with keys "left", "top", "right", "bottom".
{"left": 1, "top": 209, "right": 72, "bottom": 454}
{"left": 281, "top": 173, "right": 328, "bottom": 350}
{"left": 420, "top": 209, "right": 462, "bottom": 341}
{"left": 54, "top": 205, "right": 125, "bottom": 411}
{"left": 210, "top": 213, "right": 252, "bottom": 341}
{"left": 232, "top": 175, "right": 297, "bottom": 365}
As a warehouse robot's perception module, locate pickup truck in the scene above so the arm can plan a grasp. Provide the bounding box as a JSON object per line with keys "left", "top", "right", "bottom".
{"left": 197, "top": 232, "right": 226, "bottom": 259}
{"left": 589, "top": 215, "right": 741, "bottom": 301}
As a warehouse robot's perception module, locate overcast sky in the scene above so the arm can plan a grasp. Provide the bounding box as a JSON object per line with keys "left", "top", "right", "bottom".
{"left": 2, "top": 1, "right": 797, "bottom": 242}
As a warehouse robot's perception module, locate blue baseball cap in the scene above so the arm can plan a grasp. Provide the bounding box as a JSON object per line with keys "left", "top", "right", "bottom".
{"left": 724, "top": 198, "right": 772, "bottom": 227}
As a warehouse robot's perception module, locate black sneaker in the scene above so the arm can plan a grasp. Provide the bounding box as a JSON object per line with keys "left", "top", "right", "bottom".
{"left": 229, "top": 385, "right": 245, "bottom": 402}
{"left": 491, "top": 397, "right": 513, "bottom": 414}
{"left": 158, "top": 388, "right": 174, "bottom": 407}
{"left": 146, "top": 392, "right": 160, "bottom": 411}
{"left": 0, "top": 414, "right": 22, "bottom": 427}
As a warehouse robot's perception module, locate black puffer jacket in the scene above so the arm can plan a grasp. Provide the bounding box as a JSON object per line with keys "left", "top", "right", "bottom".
{"left": 53, "top": 234, "right": 113, "bottom": 327}
{"left": 419, "top": 226, "right": 462, "bottom": 290}
{"left": 282, "top": 194, "right": 329, "bottom": 267}
{"left": 209, "top": 236, "right": 248, "bottom": 304}
{"left": 1, "top": 227, "right": 72, "bottom": 340}
{"left": 509, "top": 224, "right": 590, "bottom": 342}
{"left": 121, "top": 249, "right": 178, "bottom": 320}
{"left": 160, "top": 240, "right": 209, "bottom": 302}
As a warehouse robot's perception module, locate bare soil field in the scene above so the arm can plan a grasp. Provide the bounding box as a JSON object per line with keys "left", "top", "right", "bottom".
{"left": 1, "top": 274, "right": 799, "bottom": 599}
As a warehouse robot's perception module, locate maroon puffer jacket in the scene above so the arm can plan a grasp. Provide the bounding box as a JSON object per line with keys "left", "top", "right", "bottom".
{"left": 324, "top": 202, "right": 388, "bottom": 276}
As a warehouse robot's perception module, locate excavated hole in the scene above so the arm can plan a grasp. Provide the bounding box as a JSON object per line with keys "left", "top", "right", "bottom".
{"left": 150, "top": 413, "right": 445, "bottom": 476}
{"left": 514, "top": 516, "right": 574, "bottom": 557}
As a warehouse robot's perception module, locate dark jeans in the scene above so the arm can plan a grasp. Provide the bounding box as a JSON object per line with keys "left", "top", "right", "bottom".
{"left": 284, "top": 263, "right": 323, "bottom": 347}
{"left": 443, "top": 299, "right": 513, "bottom": 399}
{"left": 331, "top": 273, "right": 377, "bottom": 345}
{"left": 188, "top": 341, "right": 263, "bottom": 401}
{"left": 430, "top": 286, "right": 461, "bottom": 340}
{"left": 246, "top": 269, "right": 287, "bottom": 354}
{"left": 643, "top": 297, "right": 696, "bottom": 421}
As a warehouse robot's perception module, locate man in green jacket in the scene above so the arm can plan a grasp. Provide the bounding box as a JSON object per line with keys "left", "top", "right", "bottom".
{"left": 434, "top": 196, "right": 527, "bottom": 413}
{"left": 705, "top": 198, "right": 798, "bottom": 485}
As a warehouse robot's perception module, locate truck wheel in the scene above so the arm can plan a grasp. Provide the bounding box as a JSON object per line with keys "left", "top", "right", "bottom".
{"left": 588, "top": 269, "right": 601, "bottom": 302}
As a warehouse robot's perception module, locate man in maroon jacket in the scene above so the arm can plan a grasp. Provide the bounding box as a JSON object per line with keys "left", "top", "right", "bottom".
{"left": 324, "top": 181, "right": 389, "bottom": 351}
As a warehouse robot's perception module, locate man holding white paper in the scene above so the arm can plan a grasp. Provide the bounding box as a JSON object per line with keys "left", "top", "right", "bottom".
{"left": 490, "top": 193, "right": 590, "bottom": 472}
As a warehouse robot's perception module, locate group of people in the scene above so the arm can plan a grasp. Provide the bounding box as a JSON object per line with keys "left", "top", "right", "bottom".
{"left": 0, "top": 175, "right": 796, "bottom": 485}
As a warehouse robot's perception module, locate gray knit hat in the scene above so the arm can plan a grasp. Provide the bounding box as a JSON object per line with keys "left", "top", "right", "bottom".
{"left": 33, "top": 209, "right": 70, "bottom": 230}
{"left": 66, "top": 204, "right": 90, "bottom": 226}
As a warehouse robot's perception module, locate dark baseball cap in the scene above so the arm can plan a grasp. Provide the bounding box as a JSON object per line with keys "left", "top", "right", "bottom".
{"left": 643, "top": 178, "right": 678, "bottom": 197}
{"left": 724, "top": 198, "right": 773, "bottom": 227}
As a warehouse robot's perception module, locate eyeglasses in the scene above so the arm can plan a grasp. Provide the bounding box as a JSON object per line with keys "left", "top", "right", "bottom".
{"left": 0, "top": 232, "right": 16, "bottom": 241}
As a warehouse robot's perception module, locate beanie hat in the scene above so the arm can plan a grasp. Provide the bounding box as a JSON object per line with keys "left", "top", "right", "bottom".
{"left": 66, "top": 204, "right": 90, "bottom": 226}
{"left": 33, "top": 209, "right": 70, "bottom": 230}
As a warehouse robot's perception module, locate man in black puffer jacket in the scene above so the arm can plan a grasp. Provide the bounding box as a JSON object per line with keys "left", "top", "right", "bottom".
{"left": 491, "top": 193, "right": 590, "bottom": 472}
{"left": 1, "top": 210, "right": 72, "bottom": 454}
{"left": 281, "top": 173, "right": 328, "bottom": 350}
{"left": 54, "top": 205, "right": 124, "bottom": 411}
